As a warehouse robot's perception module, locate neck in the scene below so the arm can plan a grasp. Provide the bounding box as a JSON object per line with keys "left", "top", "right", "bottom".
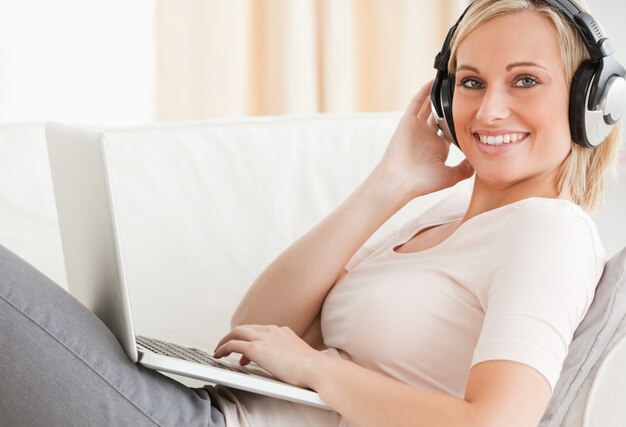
{"left": 461, "top": 169, "right": 573, "bottom": 223}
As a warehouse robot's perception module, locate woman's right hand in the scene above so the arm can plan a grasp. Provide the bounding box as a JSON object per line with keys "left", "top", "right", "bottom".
{"left": 373, "top": 80, "right": 474, "bottom": 201}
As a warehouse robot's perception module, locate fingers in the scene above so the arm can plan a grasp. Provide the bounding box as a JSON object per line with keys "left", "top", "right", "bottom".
{"left": 427, "top": 112, "right": 437, "bottom": 128}
{"left": 417, "top": 94, "right": 432, "bottom": 120}
{"left": 214, "top": 325, "right": 263, "bottom": 351}
{"left": 405, "top": 80, "right": 434, "bottom": 116}
{"left": 213, "top": 339, "right": 252, "bottom": 359}
{"left": 214, "top": 324, "right": 286, "bottom": 359}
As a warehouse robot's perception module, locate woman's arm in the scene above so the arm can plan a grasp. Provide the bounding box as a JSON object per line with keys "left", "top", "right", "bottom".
{"left": 231, "top": 81, "right": 474, "bottom": 342}
{"left": 230, "top": 168, "right": 412, "bottom": 340}
{"left": 311, "top": 352, "right": 551, "bottom": 427}
{"left": 214, "top": 325, "right": 551, "bottom": 427}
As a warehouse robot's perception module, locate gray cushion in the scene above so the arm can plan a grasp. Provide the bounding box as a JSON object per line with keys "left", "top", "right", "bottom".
{"left": 540, "top": 246, "right": 626, "bottom": 426}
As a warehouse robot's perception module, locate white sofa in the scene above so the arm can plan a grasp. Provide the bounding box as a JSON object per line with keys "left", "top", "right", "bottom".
{"left": 1, "top": 113, "right": 625, "bottom": 426}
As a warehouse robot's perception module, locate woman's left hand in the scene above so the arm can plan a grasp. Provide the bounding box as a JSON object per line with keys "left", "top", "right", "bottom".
{"left": 214, "top": 325, "right": 323, "bottom": 389}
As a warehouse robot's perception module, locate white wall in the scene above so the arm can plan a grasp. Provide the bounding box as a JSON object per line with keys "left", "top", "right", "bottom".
{"left": 588, "top": 0, "right": 626, "bottom": 65}
{"left": 0, "top": 0, "right": 155, "bottom": 126}
{"left": 586, "top": 0, "right": 626, "bottom": 258}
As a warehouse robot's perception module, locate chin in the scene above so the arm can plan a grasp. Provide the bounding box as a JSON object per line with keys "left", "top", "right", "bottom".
{"left": 475, "top": 170, "right": 522, "bottom": 189}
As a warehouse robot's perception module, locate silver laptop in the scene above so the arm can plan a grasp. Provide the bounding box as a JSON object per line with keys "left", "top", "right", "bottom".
{"left": 45, "top": 121, "right": 331, "bottom": 411}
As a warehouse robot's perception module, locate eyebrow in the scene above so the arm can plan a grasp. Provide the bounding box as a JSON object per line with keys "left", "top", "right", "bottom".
{"left": 505, "top": 61, "right": 548, "bottom": 71}
{"left": 456, "top": 62, "right": 549, "bottom": 73}
{"left": 456, "top": 64, "right": 480, "bottom": 73}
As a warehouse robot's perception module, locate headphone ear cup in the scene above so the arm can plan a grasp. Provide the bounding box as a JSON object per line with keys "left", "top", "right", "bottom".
{"left": 441, "top": 75, "right": 457, "bottom": 144}
{"left": 569, "top": 61, "right": 598, "bottom": 148}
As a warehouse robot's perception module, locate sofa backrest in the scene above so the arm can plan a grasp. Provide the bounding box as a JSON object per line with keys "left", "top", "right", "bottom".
{"left": 0, "top": 113, "right": 471, "bottom": 347}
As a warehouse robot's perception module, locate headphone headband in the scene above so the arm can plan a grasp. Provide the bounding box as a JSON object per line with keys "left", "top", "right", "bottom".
{"left": 433, "top": 5, "right": 472, "bottom": 72}
{"left": 544, "top": 0, "right": 611, "bottom": 60}
{"left": 438, "top": 0, "right": 608, "bottom": 61}
{"left": 544, "top": 0, "right": 581, "bottom": 17}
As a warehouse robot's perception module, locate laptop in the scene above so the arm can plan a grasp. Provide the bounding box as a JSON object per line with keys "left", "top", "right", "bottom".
{"left": 45, "top": 121, "right": 332, "bottom": 411}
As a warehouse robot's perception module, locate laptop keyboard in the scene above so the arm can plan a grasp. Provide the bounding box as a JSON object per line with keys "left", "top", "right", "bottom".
{"left": 136, "top": 335, "right": 244, "bottom": 373}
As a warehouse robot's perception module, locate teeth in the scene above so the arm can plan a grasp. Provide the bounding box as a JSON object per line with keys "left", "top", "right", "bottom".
{"left": 478, "top": 133, "right": 527, "bottom": 145}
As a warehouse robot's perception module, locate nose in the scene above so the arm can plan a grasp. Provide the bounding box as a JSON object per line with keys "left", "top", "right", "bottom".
{"left": 475, "top": 85, "right": 511, "bottom": 124}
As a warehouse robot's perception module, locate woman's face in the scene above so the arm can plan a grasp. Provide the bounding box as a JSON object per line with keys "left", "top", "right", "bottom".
{"left": 452, "top": 10, "right": 572, "bottom": 192}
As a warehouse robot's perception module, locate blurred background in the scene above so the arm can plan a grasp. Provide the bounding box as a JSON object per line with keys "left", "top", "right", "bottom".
{"left": 0, "top": 0, "right": 623, "bottom": 126}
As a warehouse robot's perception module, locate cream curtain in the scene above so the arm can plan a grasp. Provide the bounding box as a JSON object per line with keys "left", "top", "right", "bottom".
{"left": 156, "top": 0, "right": 469, "bottom": 120}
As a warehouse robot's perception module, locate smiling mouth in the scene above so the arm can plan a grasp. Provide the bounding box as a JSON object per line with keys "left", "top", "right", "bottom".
{"left": 473, "top": 132, "right": 530, "bottom": 146}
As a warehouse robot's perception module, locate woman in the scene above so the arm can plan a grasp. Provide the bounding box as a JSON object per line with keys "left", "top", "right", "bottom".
{"left": 211, "top": 0, "right": 624, "bottom": 426}
{"left": 0, "top": 0, "right": 623, "bottom": 426}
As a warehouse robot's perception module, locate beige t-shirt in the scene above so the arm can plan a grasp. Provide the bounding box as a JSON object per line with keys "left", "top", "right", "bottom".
{"left": 215, "top": 193, "right": 606, "bottom": 426}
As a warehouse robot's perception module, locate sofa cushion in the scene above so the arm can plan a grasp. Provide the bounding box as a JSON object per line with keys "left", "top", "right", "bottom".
{"left": 540, "top": 245, "right": 626, "bottom": 426}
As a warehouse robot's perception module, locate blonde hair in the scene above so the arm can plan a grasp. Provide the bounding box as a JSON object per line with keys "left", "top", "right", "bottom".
{"left": 448, "top": 0, "right": 622, "bottom": 211}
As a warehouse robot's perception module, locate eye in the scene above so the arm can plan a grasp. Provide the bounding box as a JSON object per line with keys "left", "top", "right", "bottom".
{"left": 459, "top": 78, "right": 484, "bottom": 89}
{"left": 513, "top": 75, "right": 539, "bottom": 88}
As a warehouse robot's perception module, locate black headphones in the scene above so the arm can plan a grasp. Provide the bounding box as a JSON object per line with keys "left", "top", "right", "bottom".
{"left": 430, "top": 0, "right": 626, "bottom": 149}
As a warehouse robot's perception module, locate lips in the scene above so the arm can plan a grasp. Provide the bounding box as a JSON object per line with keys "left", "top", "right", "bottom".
{"left": 472, "top": 130, "right": 530, "bottom": 155}
{"left": 473, "top": 130, "right": 530, "bottom": 146}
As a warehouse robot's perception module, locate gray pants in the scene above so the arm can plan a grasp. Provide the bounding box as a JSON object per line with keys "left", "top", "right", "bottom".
{"left": 0, "top": 245, "right": 226, "bottom": 427}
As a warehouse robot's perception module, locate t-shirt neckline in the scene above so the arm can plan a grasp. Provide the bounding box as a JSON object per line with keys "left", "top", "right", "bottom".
{"left": 391, "top": 196, "right": 581, "bottom": 257}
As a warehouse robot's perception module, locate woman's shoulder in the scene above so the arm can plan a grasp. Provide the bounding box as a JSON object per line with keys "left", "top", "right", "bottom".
{"left": 508, "top": 197, "right": 598, "bottom": 237}
{"left": 497, "top": 197, "right": 606, "bottom": 266}
{"left": 478, "top": 197, "right": 606, "bottom": 297}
